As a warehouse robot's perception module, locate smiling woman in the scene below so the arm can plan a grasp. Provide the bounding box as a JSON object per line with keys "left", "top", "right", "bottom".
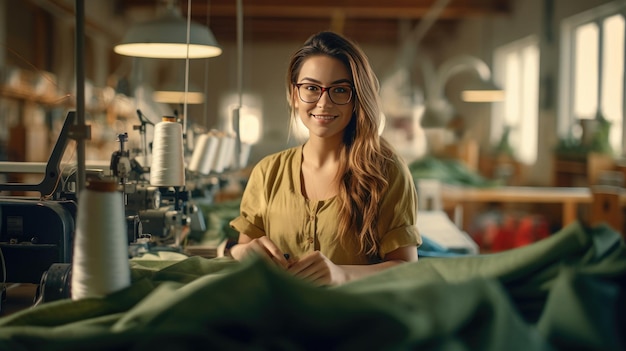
{"left": 227, "top": 31, "right": 422, "bottom": 287}
{"left": 293, "top": 55, "right": 354, "bottom": 141}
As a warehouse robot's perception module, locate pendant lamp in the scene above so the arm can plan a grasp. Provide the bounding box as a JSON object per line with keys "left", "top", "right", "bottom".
{"left": 420, "top": 54, "right": 503, "bottom": 128}
{"left": 114, "top": 1, "right": 222, "bottom": 59}
{"left": 153, "top": 89, "right": 205, "bottom": 104}
{"left": 460, "top": 80, "right": 505, "bottom": 102}
{"left": 153, "top": 84, "right": 205, "bottom": 104}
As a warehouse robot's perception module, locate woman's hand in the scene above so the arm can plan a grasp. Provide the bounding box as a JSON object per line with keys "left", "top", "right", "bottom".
{"left": 287, "top": 251, "right": 347, "bottom": 286}
{"left": 229, "top": 235, "right": 290, "bottom": 269}
{"left": 286, "top": 246, "right": 417, "bottom": 286}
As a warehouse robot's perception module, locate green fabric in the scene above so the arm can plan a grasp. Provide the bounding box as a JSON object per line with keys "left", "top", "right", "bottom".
{"left": 192, "top": 199, "right": 242, "bottom": 243}
{"left": 408, "top": 156, "right": 501, "bottom": 187}
{"left": 0, "top": 222, "right": 624, "bottom": 350}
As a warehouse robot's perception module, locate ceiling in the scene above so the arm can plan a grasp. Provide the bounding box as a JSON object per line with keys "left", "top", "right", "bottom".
{"left": 114, "top": 0, "right": 512, "bottom": 45}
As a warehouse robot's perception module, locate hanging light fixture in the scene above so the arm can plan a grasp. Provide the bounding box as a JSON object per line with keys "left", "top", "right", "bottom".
{"left": 460, "top": 80, "right": 505, "bottom": 102}
{"left": 153, "top": 62, "right": 205, "bottom": 104}
{"left": 114, "top": 0, "right": 222, "bottom": 59}
{"left": 153, "top": 87, "right": 204, "bottom": 104}
{"left": 420, "top": 55, "right": 503, "bottom": 128}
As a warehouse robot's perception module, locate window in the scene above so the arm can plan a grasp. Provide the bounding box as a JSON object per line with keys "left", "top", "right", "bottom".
{"left": 559, "top": 2, "right": 625, "bottom": 156}
{"left": 602, "top": 15, "right": 625, "bottom": 153}
{"left": 492, "top": 36, "right": 540, "bottom": 165}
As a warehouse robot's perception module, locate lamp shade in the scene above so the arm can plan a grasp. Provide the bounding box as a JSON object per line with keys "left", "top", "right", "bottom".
{"left": 461, "top": 80, "right": 505, "bottom": 102}
{"left": 153, "top": 90, "right": 204, "bottom": 104}
{"left": 420, "top": 54, "right": 503, "bottom": 128}
{"left": 153, "top": 75, "right": 205, "bottom": 104}
{"left": 114, "top": 5, "right": 222, "bottom": 59}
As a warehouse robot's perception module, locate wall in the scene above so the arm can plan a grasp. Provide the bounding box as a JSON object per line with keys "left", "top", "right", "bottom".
{"left": 1, "top": 0, "right": 619, "bottom": 183}
{"left": 0, "top": 0, "right": 5, "bottom": 67}
{"left": 442, "top": 0, "right": 617, "bottom": 185}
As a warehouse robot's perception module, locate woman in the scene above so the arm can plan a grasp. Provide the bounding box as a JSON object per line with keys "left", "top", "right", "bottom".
{"left": 229, "top": 31, "right": 421, "bottom": 286}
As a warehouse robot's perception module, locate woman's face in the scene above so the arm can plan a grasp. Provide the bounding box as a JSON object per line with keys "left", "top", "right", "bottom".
{"left": 294, "top": 55, "right": 354, "bottom": 141}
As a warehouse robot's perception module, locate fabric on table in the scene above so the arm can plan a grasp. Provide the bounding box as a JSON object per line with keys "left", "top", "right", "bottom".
{"left": 0, "top": 221, "right": 623, "bottom": 351}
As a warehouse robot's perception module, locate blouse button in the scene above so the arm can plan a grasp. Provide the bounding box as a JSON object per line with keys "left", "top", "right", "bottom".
{"left": 307, "top": 237, "right": 314, "bottom": 244}
{"left": 309, "top": 215, "right": 315, "bottom": 221}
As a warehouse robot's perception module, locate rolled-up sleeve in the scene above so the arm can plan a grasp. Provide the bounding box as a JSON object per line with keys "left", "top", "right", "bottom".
{"left": 377, "top": 157, "right": 422, "bottom": 258}
{"left": 229, "top": 163, "right": 267, "bottom": 239}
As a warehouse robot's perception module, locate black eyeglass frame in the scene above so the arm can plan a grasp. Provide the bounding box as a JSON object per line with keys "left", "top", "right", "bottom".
{"left": 295, "top": 83, "right": 355, "bottom": 105}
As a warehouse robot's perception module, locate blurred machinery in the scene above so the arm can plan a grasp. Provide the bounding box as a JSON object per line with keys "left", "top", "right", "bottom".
{"left": 108, "top": 111, "right": 208, "bottom": 256}
{"left": 0, "top": 110, "right": 226, "bottom": 307}
{"left": 0, "top": 111, "right": 78, "bottom": 286}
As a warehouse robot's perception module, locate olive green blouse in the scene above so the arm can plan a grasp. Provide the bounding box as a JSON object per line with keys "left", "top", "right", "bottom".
{"left": 229, "top": 145, "right": 421, "bottom": 265}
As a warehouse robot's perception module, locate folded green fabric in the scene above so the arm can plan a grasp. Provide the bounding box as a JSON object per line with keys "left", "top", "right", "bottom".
{"left": 0, "top": 222, "right": 623, "bottom": 351}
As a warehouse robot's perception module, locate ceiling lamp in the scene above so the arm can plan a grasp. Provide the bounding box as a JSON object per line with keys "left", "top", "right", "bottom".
{"left": 460, "top": 80, "right": 505, "bottom": 102}
{"left": 114, "top": 1, "right": 222, "bottom": 59}
{"left": 153, "top": 89, "right": 204, "bottom": 104}
{"left": 153, "top": 60, "right": 205, "bottom": 105}
{"left": 420, "top": 55, "right": 503, "bottom": 128}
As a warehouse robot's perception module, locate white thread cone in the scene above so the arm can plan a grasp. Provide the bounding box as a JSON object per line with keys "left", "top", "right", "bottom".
{"left": 150, "top": 118, "right": 186, "bottom": 186}
{"left": 71, "top": 181, "right": 130, "bottom": 300}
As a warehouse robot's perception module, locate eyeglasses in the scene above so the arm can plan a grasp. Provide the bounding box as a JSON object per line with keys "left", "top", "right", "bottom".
{"left": 295, "top": 83, "right": 354, "bottom": 105}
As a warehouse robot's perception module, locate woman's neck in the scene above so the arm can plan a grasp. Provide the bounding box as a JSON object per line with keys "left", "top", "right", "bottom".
{"left": 301, "top": 138, "right": 342, "bottom": 201}
{"left": 303, "top": 136, "right": 342, "bottom": 168}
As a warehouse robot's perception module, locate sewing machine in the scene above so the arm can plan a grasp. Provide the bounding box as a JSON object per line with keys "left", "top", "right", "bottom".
{"left": 0, "top": 111, "right": 207, "bottom": 302}
{"left": 0, "top": 111, "right": 77, "bottom": 286}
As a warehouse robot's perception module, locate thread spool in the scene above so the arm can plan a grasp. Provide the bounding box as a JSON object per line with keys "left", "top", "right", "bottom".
{"left": 188, "top": 132, "right": 220, "bottom": 175}
{"left": 239, "top": 142, "right": 252, "bottom": 168}
{"left": 71, "top": 180, "right": 131, "bottom": 300}
{"left": 213, "top": 134, "right": 236, "bottom": 173}
{"left": 150, "top": 117, "right": 185, "bottom": 187}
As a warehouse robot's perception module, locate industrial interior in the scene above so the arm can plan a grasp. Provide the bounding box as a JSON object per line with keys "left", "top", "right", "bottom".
{"left": 0, "top": 0, "right": 624, "bottom": 349}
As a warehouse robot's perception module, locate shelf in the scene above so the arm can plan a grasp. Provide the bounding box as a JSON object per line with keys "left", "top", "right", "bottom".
{"left": 553, "top": 153, "right": 616, "bottom": 187}
{"left": 0, "top": 86, "right": 67, "bottom": 106}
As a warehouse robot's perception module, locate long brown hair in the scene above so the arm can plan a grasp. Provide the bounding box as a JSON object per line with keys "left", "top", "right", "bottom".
{"left": 286, "top": 31, "right": 394, "bottom": 257}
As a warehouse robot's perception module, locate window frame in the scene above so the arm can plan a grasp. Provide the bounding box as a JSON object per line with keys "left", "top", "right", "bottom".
{"left": 491, "top": 35, "right": 540, "bottom": 165}
{"left": 558, "top": 1, "right": 626, "bottom": 155}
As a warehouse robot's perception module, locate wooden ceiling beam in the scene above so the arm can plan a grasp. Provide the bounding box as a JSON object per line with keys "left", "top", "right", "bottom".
{"left": 117, "top": 0, "right": 511, "bottom": 20}
{"left": 115, "top": 0, "right": 510, "bottom": 43}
